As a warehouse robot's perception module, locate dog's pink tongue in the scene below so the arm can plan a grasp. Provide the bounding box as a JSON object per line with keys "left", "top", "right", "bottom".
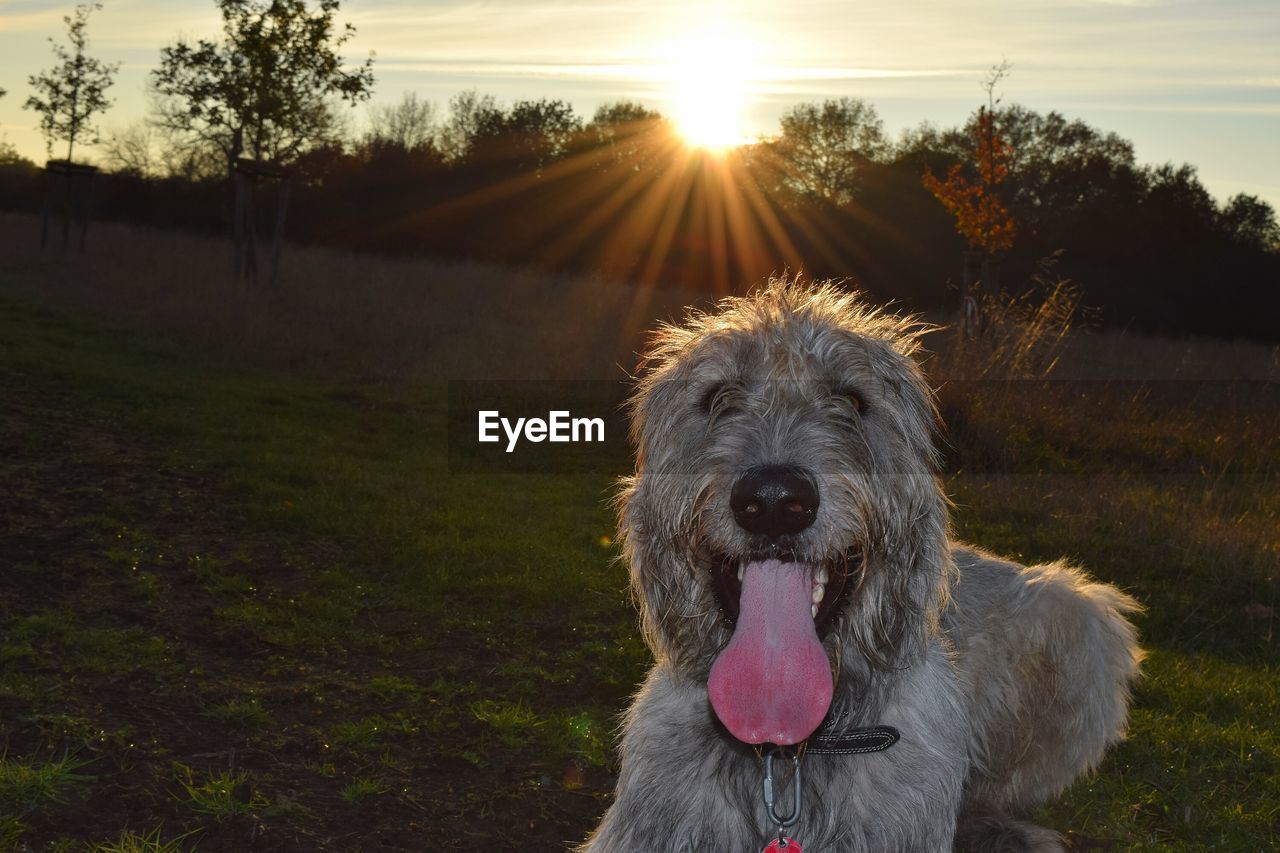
{"left": 708, "top": 559, "right": 833, "bottom": 745}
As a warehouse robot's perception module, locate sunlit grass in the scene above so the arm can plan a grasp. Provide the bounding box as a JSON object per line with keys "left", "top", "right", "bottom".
{"left": 470, "top": 699, "right": 544, "bottom": 749}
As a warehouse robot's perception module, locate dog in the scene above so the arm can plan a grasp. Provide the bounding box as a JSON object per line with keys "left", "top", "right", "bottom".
{"left": 581, "top": 279, "right": 1142, "bottom": 852}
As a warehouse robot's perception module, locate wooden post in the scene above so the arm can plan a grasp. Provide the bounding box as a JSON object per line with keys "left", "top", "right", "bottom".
{"left": 962, "top": 249, "right": 985, "bottom": 339}
{"left": 269, "top": 179, "right": 291, "bottom": 289}
{"left": 983, "top": 252, "right": 1002, "bottom": 296}
{"left": 40, "top": 171, "right": 51, "bottom": 249}
{"left": 77, "top": 171, "right": 90, "bottom": 252}
{"left": 244, "top": 176, "right": 259, "bottom": 285}
{"left": 231, "top": 157, "right": 293, "bottom": 288}
{"left": 61, "top": 170, "right": 72, "bottom": 250}
{"left": 233, "top": 171, "right": 246, "bottom": 279}
{"left": 41, "top": 161, "right": 98, "bottom": 252}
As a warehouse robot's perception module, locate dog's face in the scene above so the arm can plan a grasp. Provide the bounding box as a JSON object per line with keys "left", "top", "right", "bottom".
{"left": 620, "top": 281, "right": 952, "bottom": 744}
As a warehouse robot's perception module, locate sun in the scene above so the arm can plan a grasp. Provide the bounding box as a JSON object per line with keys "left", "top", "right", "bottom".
{"left": 662, "top": 22, "right": 757, "bottom": 151}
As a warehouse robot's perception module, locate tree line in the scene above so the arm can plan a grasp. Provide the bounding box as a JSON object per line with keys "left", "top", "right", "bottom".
{"left": 1, "top": 1, "right": 1276, "bottom": 340}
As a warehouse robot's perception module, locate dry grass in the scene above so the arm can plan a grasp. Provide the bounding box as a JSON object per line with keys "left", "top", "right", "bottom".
{"left": 0, "top": 212, "right": 711, "bottom": 381}
{"left": 7, "top": 211, "right": 1275, "bottom": 385}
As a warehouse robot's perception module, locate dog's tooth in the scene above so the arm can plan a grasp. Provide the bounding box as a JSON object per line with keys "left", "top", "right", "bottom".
{"left": 811, "top": 582, "right": 825, "bottom": 604}
{"left": 810, "top": 603, "right": 818, "bottom": 619}
{"left": 816, "top": 566, "right": 829, "bottom": 584}
{"left": 737, "top": 565, "right": 743, "bottom": 581}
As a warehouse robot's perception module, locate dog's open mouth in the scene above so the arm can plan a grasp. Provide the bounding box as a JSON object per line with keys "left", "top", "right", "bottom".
{"left": 708, "top": 548, "right": 862, "bottom": 636}
{"left": 705, "top": 549, "right": 863, "bottom": 746}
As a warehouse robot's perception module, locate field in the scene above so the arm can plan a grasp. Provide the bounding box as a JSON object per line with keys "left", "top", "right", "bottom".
{"left": 1, "top": 214, "right": 1277, "bottom": 851}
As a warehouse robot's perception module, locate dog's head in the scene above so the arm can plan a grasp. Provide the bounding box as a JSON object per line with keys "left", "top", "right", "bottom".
{"left": 619, "top": 278, "right": 952, "bottom": 744}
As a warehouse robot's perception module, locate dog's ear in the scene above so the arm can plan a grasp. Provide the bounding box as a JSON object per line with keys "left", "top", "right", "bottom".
{"left": 841, "top": 342, "right": 954, "bottom": 669}
{"left": 626, "top": 323, "right": 688, "bottom": 470}
{"left": 846, "top": 489, "right": 953, "bottom": 670}
{"left": 626, "top": 374, "right": 675, "bottom": 474}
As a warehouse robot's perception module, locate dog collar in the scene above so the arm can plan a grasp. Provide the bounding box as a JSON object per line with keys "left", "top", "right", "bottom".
{"left": 805, "top": 722, "right": 899, "bottom": 755}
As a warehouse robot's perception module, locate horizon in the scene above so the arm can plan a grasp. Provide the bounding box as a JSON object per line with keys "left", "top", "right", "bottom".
{"left": 0, "top": 0, "right": 1277, "bottom": 209}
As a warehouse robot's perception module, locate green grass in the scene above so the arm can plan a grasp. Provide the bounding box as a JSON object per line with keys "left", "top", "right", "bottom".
{"left": 470, "top": 699, "right": 545, "bottom": 749}
{"left": 0, "top": 284, "right": 1275, "bottom": 849}
{"left": 339, "top": 776, "right": 387, "bottom": 805}
{"left": 327, "top": 715, "right": 418, "bottom": 751}
{"left": 175, "top": 765, "right": 270, "bottom": 820}
{"left": 88, "top": 826, "right": 201, "bottom": 853}
{"left": 0, "top": 752, "right": 93, "bottom": 814}
{"left": 366, "top": 675, "right": 422, "bottom": 703}
{"left": 207, "top": 698, "right": 273, "bottom": 733}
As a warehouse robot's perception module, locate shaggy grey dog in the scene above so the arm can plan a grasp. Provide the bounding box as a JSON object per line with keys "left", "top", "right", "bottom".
{"left": 581, "top": 280, "right": 1142, "bottom": 852}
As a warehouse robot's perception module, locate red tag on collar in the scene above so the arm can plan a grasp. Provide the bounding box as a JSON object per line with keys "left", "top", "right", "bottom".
{"left": 764, "top": 838, "right": 802, "bottom": 852}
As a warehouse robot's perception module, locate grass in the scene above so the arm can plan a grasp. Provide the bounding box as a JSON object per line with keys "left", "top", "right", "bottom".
{"left": 89, "top": 827, "right": 201, "bottom": 852}
{"left": 0, "top": 752, "right": 93, "bottom": 814}
{"left": 0, "top": 284, "right": 638, "bottom": 846}
{"left": 339, "top": 777, "right": 387, "bottom": 805}
{"left": 175, "top": 765, "right": 270, "bottom": 820}
{"left": 0, "top": 221, "right": 1276, "bottom": 849}
{"left": 207, "top": 698, "right": 273, "bottom": 733}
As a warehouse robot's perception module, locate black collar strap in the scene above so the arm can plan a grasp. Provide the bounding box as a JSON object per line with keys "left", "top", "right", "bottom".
{"left": 806, "top": 723, "right": 899, "bottom": 755}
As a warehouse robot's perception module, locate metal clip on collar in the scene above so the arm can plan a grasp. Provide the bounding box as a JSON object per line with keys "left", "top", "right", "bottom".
{"left": 762, "top": 746, "right": 801, "bottom": 829}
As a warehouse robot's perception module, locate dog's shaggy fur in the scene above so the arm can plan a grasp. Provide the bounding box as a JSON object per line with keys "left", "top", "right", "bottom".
{"left": 582, "top": 280, "right": 1142, "bottom": 852}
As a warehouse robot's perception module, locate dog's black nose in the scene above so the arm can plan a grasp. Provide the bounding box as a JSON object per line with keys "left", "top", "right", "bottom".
{"left": 730, "top": 466, "right": 819, "bottom": 538}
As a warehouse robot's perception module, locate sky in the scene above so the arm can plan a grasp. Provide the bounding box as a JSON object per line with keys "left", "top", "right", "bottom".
{"left": 1, "top": 0, "right": 1277, "bottom": 208}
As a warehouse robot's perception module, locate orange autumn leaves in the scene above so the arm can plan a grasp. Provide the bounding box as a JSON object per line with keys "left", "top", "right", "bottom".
{"left": 923, "top": 108, "right": 1016, "bottom": 254}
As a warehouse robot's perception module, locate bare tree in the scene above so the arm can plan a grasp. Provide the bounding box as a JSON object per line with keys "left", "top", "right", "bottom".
{"left": 150, "top": 0, "right": 375, "bottom": 177}
{"left": 23, "top": 3, "right": 119, "bottom": 163}
{"left": 101, "top": 121, "right": 157, "bottom": 176}
{"left": 366, "top": 92, "right": 437, "bottom": 152}
{"left": 439, "top": 90, "right": 499, "bottom": 162}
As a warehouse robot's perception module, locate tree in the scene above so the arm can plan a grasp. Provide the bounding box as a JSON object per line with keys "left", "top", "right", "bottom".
{"left": 921, "top": 62, "right": 1018, "bottom": 338}
{"left": 438, "top": 90, "right": 499, "bottom": 162}
{"left": 1219, "top": 193, "right": 1280, "bottom": 251}
{"left": 591, "top": 101, "right": 662, "bottom": 129}
{"left": 101, "top": 121, "right": 157, "bottom": 176}
{"left": 766, "top": 97, "right": 888, "bottom": 204}
{"left": 977, "top": 106, "right": 1138, "bottom": 235}
{"left": 23, "top": 3, "right": 119, "bottom": 163}
{"left": 365, "top": 92, "right": 437, "bottom": 153}
{"left": 150, "top": 0, "right": 374, "bottom": 177}
{"left": 586, "top": 101, "right": 669, "bottom": 172}
{"left": 922, "top": 63, "right": 1016, "bottom": 255}
{"left": 1141, "top": 163, "right": 1217, "bottom": 238}
{"left": 467, "top": 98, "right": 583, "bottom": 174}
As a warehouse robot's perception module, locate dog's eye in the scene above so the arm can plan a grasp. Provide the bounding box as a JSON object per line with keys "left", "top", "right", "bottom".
{"left": 834, "top": 386, "right": 864, "bottom": 413}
